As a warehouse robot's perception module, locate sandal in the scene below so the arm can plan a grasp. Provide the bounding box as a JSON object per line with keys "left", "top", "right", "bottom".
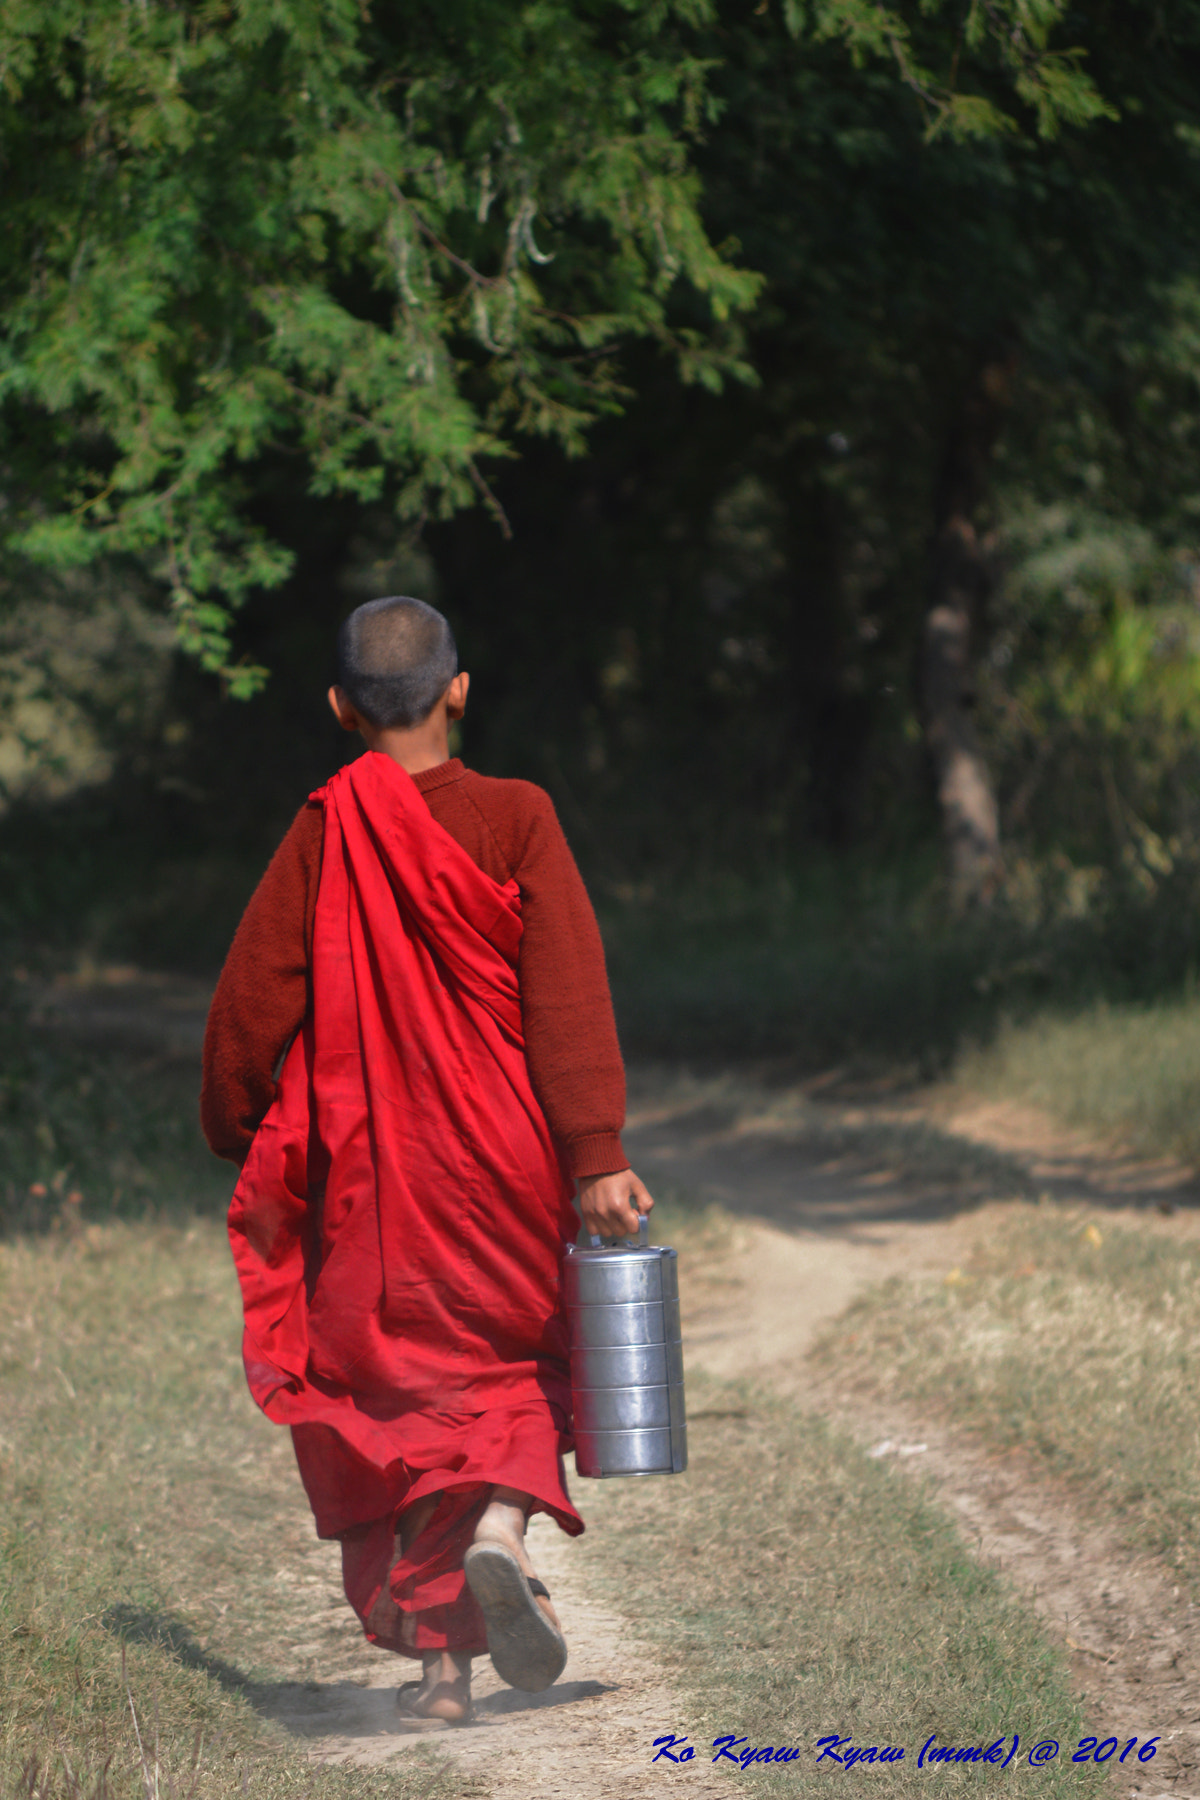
{"left": 462, "top": 1542, "right": 568, "bottom": 1693}
{"left": 394, "top": 1678, "right": 473, "bottom": 1731}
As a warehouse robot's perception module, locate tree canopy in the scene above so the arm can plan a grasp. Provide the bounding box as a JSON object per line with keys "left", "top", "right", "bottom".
{"left": 1, "top": 0, "right": 1111, "bottom": 693}
{"left": 9, "top": 0, "right": 1200, "bottom": 923}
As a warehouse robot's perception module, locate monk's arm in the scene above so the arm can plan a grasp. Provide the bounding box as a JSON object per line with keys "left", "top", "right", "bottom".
{"left": 513, "top": 792, "right": 630, "bottom": 1184}
{"left": 200, "top": 803, "right": 322, "bottom": 1163}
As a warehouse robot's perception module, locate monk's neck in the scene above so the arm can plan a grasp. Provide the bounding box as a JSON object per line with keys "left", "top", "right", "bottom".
{"left": 361, "top": 723, "right": 452, "bottom": 775}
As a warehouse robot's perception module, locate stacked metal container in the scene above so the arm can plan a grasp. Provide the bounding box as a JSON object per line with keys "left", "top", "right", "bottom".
{"left": 564, "top": 1212, "right": 687, "bottom": 1478}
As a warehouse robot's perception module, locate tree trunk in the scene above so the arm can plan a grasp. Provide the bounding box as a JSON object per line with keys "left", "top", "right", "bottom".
{"left": 921, "top": 359, "right": 1011, "bottom": 909}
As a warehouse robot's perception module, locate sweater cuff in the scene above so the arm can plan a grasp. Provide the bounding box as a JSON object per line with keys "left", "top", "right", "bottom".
{"left": 565, "top": 1133, "right": 630, "bottom": 1181}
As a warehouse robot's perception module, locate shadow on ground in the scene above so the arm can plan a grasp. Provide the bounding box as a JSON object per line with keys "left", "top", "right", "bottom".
{"left": 102, "top": 1602, "right": 612, "bottom": 1744}
{"left": 42, "top": 968, "right": 1200, "bottom": 1241}
{"left": 624, "top": 1078, "right": 1200, "bottom": 1234}
{"left": 103, "top": 1603, "right": 254, "bottom": 1697}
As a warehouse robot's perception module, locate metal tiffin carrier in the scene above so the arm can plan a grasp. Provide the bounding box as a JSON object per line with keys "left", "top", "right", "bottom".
{"left": 563, "top": 1207, "right": 687, "bottom": 1479}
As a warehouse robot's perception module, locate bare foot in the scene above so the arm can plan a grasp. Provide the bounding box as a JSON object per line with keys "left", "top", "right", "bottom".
{"left": 398, "top": 1649, "right": 473, "bottom": 1724}
{"left": 472, "top": 1485, "right": 563, "bottom": 1635}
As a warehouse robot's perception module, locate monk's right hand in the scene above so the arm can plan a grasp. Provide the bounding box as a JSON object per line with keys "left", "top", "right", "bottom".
{"left": 577, "top": 1169, "right": 655, "bottom": 1239}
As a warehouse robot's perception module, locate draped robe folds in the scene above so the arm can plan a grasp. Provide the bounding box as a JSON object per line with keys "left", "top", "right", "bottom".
{"left": 227, "top": 751, "right": 583, "bottom": 1656}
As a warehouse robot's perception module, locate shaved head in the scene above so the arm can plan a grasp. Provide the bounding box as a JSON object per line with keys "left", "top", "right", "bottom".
{"left": 335, "top": 596, "right": 458, "bottom": 729}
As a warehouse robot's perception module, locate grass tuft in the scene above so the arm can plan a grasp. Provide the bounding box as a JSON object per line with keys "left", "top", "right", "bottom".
{"left": 577, "top": 1375, "right": 1104, "bottom": 1796}
{"left": 0, "top": 1219, "right": 457, "bottom": 1800}
{"left": 958, "top": 998, "right": 1200, "bottom": 1165}
{"left": 814, "top": 1201, "right": 1200, "bottom": 1593}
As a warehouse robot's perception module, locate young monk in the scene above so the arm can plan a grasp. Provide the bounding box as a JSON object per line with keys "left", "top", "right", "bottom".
{"left": 201, "top": 596, "right": 653, "bottom": 1729}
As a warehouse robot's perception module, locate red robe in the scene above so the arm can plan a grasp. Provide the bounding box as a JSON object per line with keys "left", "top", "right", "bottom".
{"left": 227, "top": 751, "right": 582, "bottom": 1655}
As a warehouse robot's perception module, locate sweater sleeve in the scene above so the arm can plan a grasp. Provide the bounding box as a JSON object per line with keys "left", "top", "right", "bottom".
{"left": 508, "top": 788, "right": 629, "bottom": 1180}
{"left": 200, "top": 802, "right": 322, "bottom": 1164}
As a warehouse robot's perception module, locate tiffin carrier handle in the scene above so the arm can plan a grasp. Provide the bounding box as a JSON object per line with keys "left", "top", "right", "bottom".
{"left": 587, "top": 1196, "right": 648, "bottom": 1250}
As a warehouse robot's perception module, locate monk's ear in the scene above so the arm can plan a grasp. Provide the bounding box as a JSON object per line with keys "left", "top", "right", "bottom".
{"left": 327, "top": 685, "right": 360, "bottom": 732}
{"left": 445, "top": 672, "right": 470, "bottom": 721}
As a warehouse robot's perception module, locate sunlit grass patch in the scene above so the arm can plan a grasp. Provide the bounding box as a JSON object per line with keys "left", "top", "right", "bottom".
{"left": 577, "top": 1376, "right": 1103, "bottom": 1798}
{"left": 958, "top": 998, "right": 1200, "bottom": 1165}
{"left": 0, "top": 1220, "right": 461, "bottom": 1800}
{"left": 814, "top": 1201, "right": 1200, "bottom": 1591}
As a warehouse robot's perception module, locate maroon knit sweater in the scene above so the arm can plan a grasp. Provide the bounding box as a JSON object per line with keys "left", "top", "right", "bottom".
{"left": 201, "top": 757, "right": 628, "bottom": 1180}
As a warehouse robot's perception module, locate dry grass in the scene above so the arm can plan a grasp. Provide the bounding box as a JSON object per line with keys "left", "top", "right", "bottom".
{"left": 1, "top": 1196, "right": 1108, "bottom": 1800}
{"left": 576, "top": 1373, "right": 1105, "bottom": 1798}
{"left": 0, "top": 1217, "right": 461, "bottom": 1800}
{"left": 958, "top": 999, "right": 1200, "bottom": 1165}
{"left": 813, "top": 1201, "right": 1200, "bottom": 1592}
{"left": 576, "top": 1149, "right": 1108, "bottom": 1794}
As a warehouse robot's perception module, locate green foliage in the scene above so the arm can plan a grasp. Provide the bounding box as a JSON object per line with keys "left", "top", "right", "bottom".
{"left": 0, "top": 0, "right": 761, "bottom": 683}
{"left": 803, "top": 0, "right": 1113, "bottom": 141}
{"left": 3, "top": 0, "right": 1200, "bottom": 997}
{"left": 980, "top": 254, "right": 1200, "bottom": 874}
{"left": 987, "top": 518, "right": 1200, "bottom": 874}
{"left": 393, "top": 1, "right": 1200, "bottom": 884}
{"left": 0, "top": 0, "right": 1129, "bottom": 692}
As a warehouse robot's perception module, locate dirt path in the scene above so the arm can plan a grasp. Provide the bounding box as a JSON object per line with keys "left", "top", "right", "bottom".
{"left": 34, "top": 971, "right": 1200, "bottom": 1793}
{"left": 254, "top": 1068, "right": 1200, "bottom": 1793}
{"left": 624, "top": 1070, "right": 1200, "bottom": 1799}
{"left": 258, "top": 1510, "right": 738, "bottom": 1797}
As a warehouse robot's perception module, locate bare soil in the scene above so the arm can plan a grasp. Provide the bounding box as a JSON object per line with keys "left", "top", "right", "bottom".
{"left": 33, "top": 972, "right": 1200, "bottom": 1795}
{"left": 252, "top": 1067, "right": 1200, "bottom": 1794}
{"left": 257, "top": 1509, "right": 741, "bottom": 1798}
{"left": 624, "top": 1069, "right": 1200, "bottom": 1800}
